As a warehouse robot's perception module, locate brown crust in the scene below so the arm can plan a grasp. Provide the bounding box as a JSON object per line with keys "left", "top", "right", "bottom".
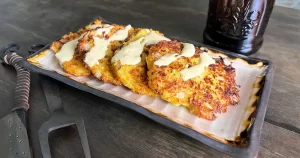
{"left": 147, "top": 40, "right": 201, "bottom": 106}
{"left": 147, "top": 40, "right": 240, "bottom": 120}
{"left": 112, "top": 52, "right": 158, "bottom": 97}
{"left": 50, "top": 19, "right": 103, "bottom": 53}
{"left": 190, "top": 58, "right": 240, "bottom": 120}
{"left": 77, "top": 24, "right": 135, "bottom": 85}
{"left": 49, "top": 19, "right": 104, "bottom": 76}
{"left": 111, "top": 29, "right": 163, "bottom": 97}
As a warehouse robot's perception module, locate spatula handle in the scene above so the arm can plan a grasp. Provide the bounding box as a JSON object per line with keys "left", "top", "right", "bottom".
{"left": 1, "top": 43, "right": 30, "bottom": 111}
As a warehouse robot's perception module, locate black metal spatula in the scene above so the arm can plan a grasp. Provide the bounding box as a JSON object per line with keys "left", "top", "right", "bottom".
{"left": 38, "top": 76, "right": 91, "bottom": 158}
{"left": 28, "top": 44, "right": 91, "bottom": 158}
{"left": 0, "top": 43, "right": 31, "bottom": 158}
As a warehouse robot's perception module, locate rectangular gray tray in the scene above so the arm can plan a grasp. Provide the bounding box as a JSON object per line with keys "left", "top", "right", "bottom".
{"left": 19, "top": 16, "right": 274, "bottom": 158}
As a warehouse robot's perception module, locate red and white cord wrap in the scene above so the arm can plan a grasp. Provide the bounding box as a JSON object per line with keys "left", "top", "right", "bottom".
{"left": 4, "top": 52, "right": 30, "bottom": 111}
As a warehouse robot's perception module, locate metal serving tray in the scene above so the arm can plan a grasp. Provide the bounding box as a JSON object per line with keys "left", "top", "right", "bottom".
{"left": 19, "top": 17, "right": 273, "bottom": 157}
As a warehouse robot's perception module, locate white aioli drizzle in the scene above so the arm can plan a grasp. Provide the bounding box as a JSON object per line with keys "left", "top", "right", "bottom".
{"left": 180, "top": 52, "right": 216, "bottom": 81}
{"left": 112, "top": 31, "right": 170, "bottom": 65}
{"left": 55, "top": 33, "right": 86, "bottom": 65}
{"left": 154, "top": 53, "right": 179, "bottom": 66}
{"left": 154, "top": 43, "right": 195, "bottom": 66}
{"left": 181, "top": 43, "right": 196, "bottom": 57}
{"left": 84, "top": 25, "right": 132, "bottom": 67}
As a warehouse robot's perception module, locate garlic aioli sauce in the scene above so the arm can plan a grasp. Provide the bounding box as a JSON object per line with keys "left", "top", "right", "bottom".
{"left": 55, "top": 33, "right": 86, "bottom": 66}
{"left": 181, "top": 43, "right": 195, "bottom": 57}
{"left": 180, "top": 52, "right": 216, "bottom": 81}
{"left": 84, "top": 37, "right": 110, "bottom": 67}
{"left": 154, "top": 43, "right": 195, "bottom": 67}
{"left": 110, "top": 25, "right": 132, "bottom": 40}
{"left": 112, "top": 31, "right": 170, "bottom": 65}
{"left": 111, "top": 38, "right": 144, "bottom": 65}
{"left": 154, "top": 53, "right": 179, "bottom": 66}
{"left": 84, "top": 25, "right": 132, "bottom": 67}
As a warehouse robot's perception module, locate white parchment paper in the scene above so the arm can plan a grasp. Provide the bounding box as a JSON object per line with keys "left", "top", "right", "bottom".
{"left": 28, "top": 49, "right": 267, "bottom": 142}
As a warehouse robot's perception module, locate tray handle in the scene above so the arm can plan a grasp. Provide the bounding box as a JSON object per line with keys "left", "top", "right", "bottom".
{"left": 28, "top": 44, "right": 45, "bottom": 55}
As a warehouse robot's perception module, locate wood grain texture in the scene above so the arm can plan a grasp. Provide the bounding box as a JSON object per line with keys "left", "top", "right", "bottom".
{"left": 276, "top": 0, "right": 300, "bottom": 10}
{"left": 253, "top": 6, "right": 300, "bottom": 133}
{"left": 0, "top": 0, "right": 300, "bottom": 157}
{"left": 260, "top": 123, "right": 300, "bottom": 158}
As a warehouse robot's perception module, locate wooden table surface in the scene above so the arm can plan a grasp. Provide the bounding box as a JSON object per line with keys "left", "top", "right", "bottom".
{"left": 0, "top": 0, "right": 300, "bottom": 157}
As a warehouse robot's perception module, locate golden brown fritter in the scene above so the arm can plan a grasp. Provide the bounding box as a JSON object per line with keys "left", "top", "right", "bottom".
{"left": 50, "top": 19, "right": 103, "bottom": 76}
{"left": 189, "top": 57, "right": 240, "bottom": 120}
{"left": 147, "top": 41, "right": 239, "bottom": 120}
{"left": 147, "top": 41, "right": 201, "bottom": 106}
{"left": 112, "top": 49, "right": 156, "bottom": 96}
{"left": 50, "top": 19, "right": 103, "bottom": 52}
{"left": 77, "top": 24, "right": 134, "bottom": 85}
{"left": 111, "top": 29, "right": 162, "bottom": 97}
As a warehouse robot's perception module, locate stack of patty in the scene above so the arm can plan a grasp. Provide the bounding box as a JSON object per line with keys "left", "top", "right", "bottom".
{"left": 51, "top": 19, "right": 240, "bottom": 120}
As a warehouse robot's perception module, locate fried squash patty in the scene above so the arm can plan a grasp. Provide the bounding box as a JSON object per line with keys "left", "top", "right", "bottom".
{"left": 111, "top": 29, "right": 164, "bottom": 97}
{"left": 147, "top": 41, "right": 201, "bottom": 106}
{"left": 77, "top": 24, "right": 134, "bottom": 85}
{"left": 50, "top": 19, "right": 103, "bottom": 76}
{"left": 147, "top": 41, "right": 239, "bottom": 120}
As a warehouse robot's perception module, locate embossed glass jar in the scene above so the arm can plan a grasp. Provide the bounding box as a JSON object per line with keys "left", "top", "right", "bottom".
{"left": 203, "top": 0, "right": 275, "bottom": 55}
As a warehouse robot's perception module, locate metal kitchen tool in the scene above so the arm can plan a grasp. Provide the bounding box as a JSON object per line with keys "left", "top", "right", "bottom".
{"left": 0, "top": 43, "right": 31, "bottom": 158}
{"left": 29, "top": 45, "right": 91, "bottom": 158}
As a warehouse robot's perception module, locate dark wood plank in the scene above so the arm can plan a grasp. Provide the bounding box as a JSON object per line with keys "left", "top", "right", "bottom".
{"left": 253, "top": 6, "right": 300, "bottom": 132}
{"left": 260, "top": 123, "right": 300, "bottom": 158}
{"left": 29, "top": 84, "right": 300, "bottom": 158}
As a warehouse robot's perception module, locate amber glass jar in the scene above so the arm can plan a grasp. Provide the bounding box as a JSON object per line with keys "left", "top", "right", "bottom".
{"left": 203, "top": 0, "right": 276, "bottom": 55}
